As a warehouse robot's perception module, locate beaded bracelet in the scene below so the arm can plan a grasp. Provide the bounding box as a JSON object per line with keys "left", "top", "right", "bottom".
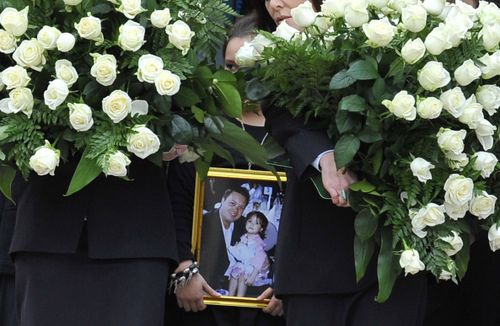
{"left": 169, "top": 261, "right": 199, "bottom": 293}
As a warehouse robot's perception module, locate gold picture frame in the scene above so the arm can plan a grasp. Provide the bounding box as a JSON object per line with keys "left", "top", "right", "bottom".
{"left": 193, "top": 167, "right": 287, "bottom": 309}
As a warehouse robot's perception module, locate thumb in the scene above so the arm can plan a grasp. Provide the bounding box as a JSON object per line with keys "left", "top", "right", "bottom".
{"left": 202, "top": 280, "right": 221, "bottom": 297}
{"left": 256, "top": 287, "right": 273, "bottom": 300}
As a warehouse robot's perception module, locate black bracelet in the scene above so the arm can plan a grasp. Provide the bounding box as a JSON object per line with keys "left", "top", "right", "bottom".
{"left": 169, "top": 261, "right": 199, "bottom": 293}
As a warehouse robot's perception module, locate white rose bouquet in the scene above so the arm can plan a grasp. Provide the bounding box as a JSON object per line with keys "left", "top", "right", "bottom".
{"left": 243, "top": 0, "right": 499, "bottom": 301}
{"left": 0, "top": 0, "right": 269, "bottom": 196}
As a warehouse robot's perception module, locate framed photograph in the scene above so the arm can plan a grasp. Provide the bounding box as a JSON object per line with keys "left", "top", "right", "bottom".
{"left": 193, "top": 167, "right": 287, "bottom": 308}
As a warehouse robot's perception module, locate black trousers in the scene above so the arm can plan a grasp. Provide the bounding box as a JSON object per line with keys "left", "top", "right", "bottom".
{"left": 0, "top": 275, "right": 16, "bottom": 326}
{"left": 283, "top": 274, "right": 426, "bottom": 326}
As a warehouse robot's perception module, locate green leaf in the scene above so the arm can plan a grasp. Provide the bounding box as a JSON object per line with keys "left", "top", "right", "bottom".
{"left": 358, "top": 126, "right": 383, "bottom": 143}
{"left": 214, "top": 70, "right": 237, "bottom": 83}
{"left": 347, "top": 59, "right": 379, "bottom": 80}
{"left": 205, "top": 140, "right": 235, "bottom": 167}
{"left": 455, "top": 235, "right": 470, "bottom": 279}
{"left": 174, "top": 87, "right": 201, "bottom": 108}
{"left": 354, "top": 208, "right": 378, "bottom": 241}
{"left": 214, "top": 82, "right": 242, "bottom": 118}
{"left": 194, "top": 151, "right": 213, "bottom": 180}
{"left": 329, "top": 69, "right": 356, "bottom": 90}
{"left": 245, "top": 78, "right": 271, "bottom": 101}
{"left": 336, "top": 111, "right": 360, "bottom": 134}
{"left": 263, "top": 136, "right": 286, "bottom": 160}
{"left": 65, "top": 148, "right": 102, "bottom": 197}
{"left": 310, "top": 174, "right": 331, "bottom": 200}
{"left": 191, "top": 106, "right": 205, "bottom": 123}
{"left": 91, "top": 3, "right": 114, "bottom": 14}
{"left": 0, "top": 164, "right": 15, "bottom": 202}
{"left": 350, "top": 180, "right": 376, "bottom": 193}
{"left": 0, "top": 125, "right": 8, "bottom": 141}
{"left": 386, "top": 58, "right": 405, "bottom": 79}
{"left": 334, "top": 134, "right": 360, "bottom": 168}
{"left": 376, "top": 228, "right": 400, "bottom": 303}
{"left": 204, "top": 116, "right": 223, "bottom": 134}
{"left": 339, "top": 95, "right": 367, "bottom": 113}
{"left": 354, "top": 235, "right": 376, "bottom": 282}
{"left": 193, "top": 66, "right": 213, "bottom": 88}
{"left": 170, "top": 115, "right": 194, "bottom": 143}
{"left": 372, "top": 77, "right": 386, "bottom": 100}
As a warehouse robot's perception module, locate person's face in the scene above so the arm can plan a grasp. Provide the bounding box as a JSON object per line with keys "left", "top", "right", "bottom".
{"left": 219, "top": 192, "right": 247, "bottom": 224}
{"left": 246, "top": 215, "right": 264, "bottom": 234}
{"left": 264, "top": 0, "right": 308, "bottom": 30}
{"left": 224, "top": 36, "right": 251, "bottom": 73}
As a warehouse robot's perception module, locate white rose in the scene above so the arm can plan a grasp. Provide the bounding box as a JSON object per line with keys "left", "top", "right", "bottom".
{"left": 440, "top": 231, "right": 464, "bottom": 256}
{"left": 151, "top": 8, "right": 172, "bottom": 28}
{"left": 291, "top": 1, "right": 318, "bottom": 28}
{"left": 68, "top": 103, "right": 94, "bottom": 132}
{"left": 410, "top": 157, "right": 435, "bottom": 183}
{"left": 362, "top": 18, "right": 396, "bottom": 48}
{"left": 118, "top": 20, "right": 146, "bottom": 52}
{"left": 470, "top": 191, "right": 497, "bottom": 219}
{"left": 479, "top": 51, "right": 500, "bottom": 79}
{"left": 136, "top": 54, "right": 164, "bottom": 84}
{"left": 382, "top": 90, "right": 416, "bottom": 121}
{"left": 444, "top": 202, "right": 468, "bottom": 220}
{"left": 458, "top": 95, "right": 484, "bottom": 129}
{"left": 12, "top": 39, "right": 46, "bottom": 72}
{"left": 0, "top": 7, "right": 29, "bottom": 37}
{"left": 273, "top": 21, "right": 301, "bottom": 41}
{"left": 481, "top": 24, "right": 500, "bottom": 52}
{"left": 251, "top": 34, "right": 274, "bottom": 53}
{"left": 473, "top": 151, "right": 498, "bottom": 178}
{"left": 367, "top": 0, "right": 389, "bottom": 9}
{"left": 475, "top": 119, "right": 496, "bottom": 150}
{"left": 1, "top": 65, "right": 30, "bottom": 89}
{"left": 321, "top": 0, "right": 349, "bottom": 17}
{"left": 117, "top": 0, "right": 146, "bottom": 19}
{"left": 488, "top": 224, "right": 500, "bottom": 252}
{"left": 29, "top": 141, "right": 60, "bottom": 176}
{"left": 444, "top": 17, "right": 471, "bottom": 47}
{"left": 131, "top": 99, "right": 149, "bottom": 116}
{"left": 235, "top": 42, "right": 259, "bottom": 68}
{"left": 417, "top": 97, "right": 442, "bottom": 119}
{"left": 444, "top": 174, "right": 474, "bottom": 207}
{"left": 410, "top": 209, "right": 429, "bottom": 238}
{"left": 90, "top": 53, "right": 118, "bottom": 87}
{"left": 56, "top": 33, "right": 76, "bottom": 52}
{"left": 345, "top": 0, "right": 370, "bottom": 28}
{"left": 401, "top": 38, "right": 426, "bottom": 65}
{"left": 446, "top": 152, "right": 469, "bottom": 171}
{"left": 0, "top": 98, "right": 12, "bottom": 114}
{"left": 43, "top": 79, "right": 69, "bottom": 110}
{"left": 437, "top": 128, "right": 467, "bottom": 155}
{"left": 454, "top": 59, "right": 482, "bottom": 87}
{"left": 399, "top": 249, "right": 425, "bottom": 276}
{"left": 166, "top": 20, "right": 195, "bottom": 55}
{"left": 37, "top": 26, "right": 61, "bottom": 50}
{"left": 414, "top": 203, "right": 446, "bottom": 227}
{"left": 476, "top": 84, "right": 500, "bottom": 116}
{"left": 102, "top": 90, "right": 132, "bottom": 123}
{"left": 478, "top": 1, "right": 500, "bottom": 26}
{"left": 8, "top": 87, "right": 33, "bottom": 117}
{"left": 424, "top": 24, "right": 452, "bottom": 56}
{"left": 418, "top": 61, "right": 450, "bottom": 92}
{"left": 312, "top": 16, "right": 333, "bottom": 34}
{"left": 0, "top": 29, "right": 16, "bottom": 54}
{"left": 127, "top": 125, "right": 161, "bottom": 159}
{"left": 74, "top": 14, "right": 104, "bottom": 44}
{"left": 422, "top": 0, "right": 446, "bottom": 15}
{"left": 439, "top": 269, "right": 455, "bottom": 281}
{"left": 55, "top": 59, "right": 78, "bottom": 88}
{"left": 402, "top": 4, "right": 427, "bottom": 33}
{"left": 178, "top": 148, "right": 201, "bottom": 163}
{"left": 440, "top": 87, "right": 466, "bottom": 118}
{"left": 104, "top": 151, "right": 131, "bottom": 177}
{"left": 154, "top": 70, "right": 181, "bottom": 96}
{"left": 64, "top": 0, "right": 83, "bottom": 5}
{"left": 389, "top": 0, "right": 418, "bottom": 12}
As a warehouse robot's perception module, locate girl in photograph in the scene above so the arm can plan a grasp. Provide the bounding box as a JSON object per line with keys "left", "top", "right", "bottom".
{"left": 226, "top": 211, "right": 270, "bottom": 297}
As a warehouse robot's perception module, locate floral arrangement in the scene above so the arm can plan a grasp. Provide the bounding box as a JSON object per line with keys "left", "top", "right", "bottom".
{"left": 240, "top": 0, "right": 500, "bottom": 301}
{"left": 0, "top": 0, "right": 269, "bottom": 198}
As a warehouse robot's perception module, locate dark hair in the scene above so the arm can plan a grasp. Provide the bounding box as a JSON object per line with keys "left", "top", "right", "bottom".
{"left": 222, "top": 188, "right": 250, "bottom": 206}
{"left": 246, "top": 210, "right": 269, "bottom": 239}
{"left": 251, "top": 0, "right": 322, "bottom": 32}
{"left": 223, "top": 13, "right": 258, "bottom": 55}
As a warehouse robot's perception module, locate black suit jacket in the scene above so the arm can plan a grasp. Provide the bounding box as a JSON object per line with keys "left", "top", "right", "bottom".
{"left": 200, "top": 209, "right": 246, "bottom": 291}
{"left": 263, "top": 102, "right": 377, "bottom": 295}
{"left": 10, "top": 157, "right": 181, "bottom": 261}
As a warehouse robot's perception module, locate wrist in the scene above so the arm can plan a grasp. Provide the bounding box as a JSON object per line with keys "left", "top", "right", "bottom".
{"left": 175, "top": 260, "right": 194, "bottom": 273}
{"left": 319, "top": 152, "right": 336, "bottom": 172}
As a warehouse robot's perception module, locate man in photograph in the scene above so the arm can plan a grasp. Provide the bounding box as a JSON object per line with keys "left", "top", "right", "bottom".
{"left": 200, "top": 187, "right": 250, "bottom": 294}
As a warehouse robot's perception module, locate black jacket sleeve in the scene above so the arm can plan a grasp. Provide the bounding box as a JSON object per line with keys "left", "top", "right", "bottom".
{"left": 262, "top": 101, "right": 334, "bottom": 179}
{"left": 167, "top": 160, "right": 196, "bottom": 263}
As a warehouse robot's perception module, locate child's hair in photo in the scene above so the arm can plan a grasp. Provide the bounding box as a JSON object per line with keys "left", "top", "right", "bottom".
{"left": 246, "top": 210, "right": 268, "bottom": 239}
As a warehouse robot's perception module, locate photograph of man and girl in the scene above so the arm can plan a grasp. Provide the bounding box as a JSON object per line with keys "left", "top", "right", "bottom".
{"left": 198, "top": 176, "right": 284, "bottom": 299}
